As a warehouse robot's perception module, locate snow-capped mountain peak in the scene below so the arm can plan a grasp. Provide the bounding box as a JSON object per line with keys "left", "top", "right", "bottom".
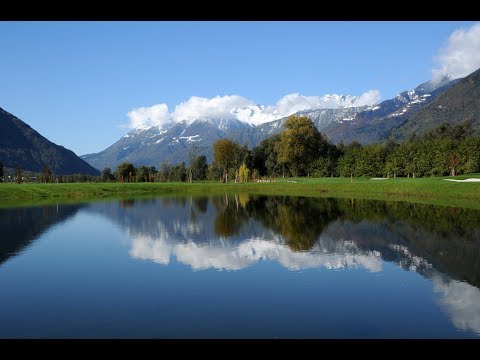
{"left": 82, "top": 77, "right": 461, "bottom": 171}
{"left": 229, "top": 93, "right": 379, "bottom": 127}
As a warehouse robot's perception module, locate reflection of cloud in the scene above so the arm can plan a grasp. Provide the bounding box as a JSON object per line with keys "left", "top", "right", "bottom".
{"left": 433, "top": 276, "right": 480, "bottom": 335}
{"left": 129, "top": 235, "right": 382, "bottom": 272}
{"left": 130, "top": 235, "right": 172, "bottom": 265}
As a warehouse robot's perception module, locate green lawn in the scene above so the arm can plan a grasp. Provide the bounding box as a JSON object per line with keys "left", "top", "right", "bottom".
{"left": 1, "top": 175, "right": 480, "bottom": 209}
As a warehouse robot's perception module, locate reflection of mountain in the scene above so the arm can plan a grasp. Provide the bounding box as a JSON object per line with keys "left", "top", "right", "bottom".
{"left": 336, "top": 201, "right": 480, "bottom": 288}
{"left": 86, "top": 196, "right": 480, "bottom": 286}
{"left": 85, "top": 195, "right": 480, "bottom": 335}
{"left": 0, "top": 204, "right": 83, "bottom": 265}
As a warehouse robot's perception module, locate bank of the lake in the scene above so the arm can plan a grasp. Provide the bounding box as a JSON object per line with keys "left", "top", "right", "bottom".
{"left": 1, "top": 175, "right": 480, "bottom": 209}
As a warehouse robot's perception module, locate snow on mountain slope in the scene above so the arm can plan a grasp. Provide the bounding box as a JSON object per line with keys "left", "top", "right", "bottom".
{"left": 81, "top": 78, "right": 457, "bottom": 170}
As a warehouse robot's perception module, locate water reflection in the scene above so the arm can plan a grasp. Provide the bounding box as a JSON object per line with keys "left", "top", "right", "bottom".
{"left": 2, "top": 195, "right": 480, "bottom": 337}
{"left": 84, "top": 195, "right": 480, "bottom": 335}
{"left": 433, "top": 276, "right": 480, "bottom": 335}
{"left": 0, "top": 204, "right": 83, "bottom": 266}
{"left": 86, "top": 196, "right": 480, "bottom": 280}
{"left": 130, "top": 235, "right": 383, "bottom": 272}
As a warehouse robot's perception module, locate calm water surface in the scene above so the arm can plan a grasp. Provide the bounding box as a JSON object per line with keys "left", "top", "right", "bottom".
{"left": 1, "top": 195, "right": 479, "bottom": 338}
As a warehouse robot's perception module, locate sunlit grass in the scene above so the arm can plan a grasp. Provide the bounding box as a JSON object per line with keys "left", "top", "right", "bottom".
{"left": 1, "top": 174, "right": 480, "bottom": 209}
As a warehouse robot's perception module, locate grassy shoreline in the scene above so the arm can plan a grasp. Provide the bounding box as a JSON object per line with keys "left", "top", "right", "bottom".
{"left": 1, "top": 176, "right": 480, "bottom": 209}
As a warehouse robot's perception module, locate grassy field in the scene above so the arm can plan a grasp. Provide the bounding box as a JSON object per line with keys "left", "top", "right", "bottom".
{"left": 1, "top": 175, "right": 480, "bottom": 209}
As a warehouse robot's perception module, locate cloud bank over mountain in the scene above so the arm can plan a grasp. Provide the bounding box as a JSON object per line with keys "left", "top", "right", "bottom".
{"left": 432, "top": 22, "right": 480, "bottom": 82}
{"left": 125, "top": 90, "right": 381, "bottom": 129}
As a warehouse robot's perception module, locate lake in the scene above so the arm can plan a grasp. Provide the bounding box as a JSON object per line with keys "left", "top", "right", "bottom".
{"left": 1, "top": 195, "right": 479, "bottom": 338}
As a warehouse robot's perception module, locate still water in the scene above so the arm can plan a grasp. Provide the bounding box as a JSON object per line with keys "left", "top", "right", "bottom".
{"left": 1, "top": 195, "right": 479, "bottom": 338}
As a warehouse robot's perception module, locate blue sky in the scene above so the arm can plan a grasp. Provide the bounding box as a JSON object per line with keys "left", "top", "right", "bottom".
{"left": 1, "top": 21, "right": 479, "bottom": 155}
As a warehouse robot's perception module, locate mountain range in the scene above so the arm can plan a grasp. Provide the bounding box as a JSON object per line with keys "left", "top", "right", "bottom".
{"left": 2, "top": 68, "right": 480, "bottom": 174}
{"left": 82, "top": 70, "right": 477, "bottom": 171}
{"left": 0, "top": 107, "right": 99, "bottom": 175}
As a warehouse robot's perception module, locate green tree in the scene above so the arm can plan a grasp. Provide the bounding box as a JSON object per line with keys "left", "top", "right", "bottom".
{"left": 310, "top": 157, "right": 334, "bottom": 177}
{"left": 43, "top": 164, "right": 51, "bottom": 183}
{"left": 187, "top": 144, "right": 199, "bottom": 183}
{"left": 157, "top": 162, "right": 172, "bottom": 182}
{"left": 275, "top": 115, "right": 326, "bottom": 177}
{"left": 15, "top": 166, "right": 23, "bottom": 184}
{"left": 147, "top": 166, "right": 157, "bottom": 182}
{"left": 191, "top": 155, "right": 208, "bottom": 181}
{"left": 171, "top": 162, "right": 187, "bottom": 182}
{"left": 232, "top": 143, "right": 250, "bottom": 182}
{"left": 0, "top": 161, "right": 3, "bottom": 182}
{"left": 207, "top": 163, "right": 223, "bottom": 181}
{"left": 213, "top": 139, "right": 236, "bottom": 183}
{"left": 116, "top": 162, "right": 136, "bottom": 183}
{"left": 385, "top": 152, "right": 401, "bottom": 178}
{"left": 396, "top": 141, "right": 419, "bottom": 178}
{"left": 357, "top": 144, "right": 385, "bottom": 177}
{"left": 251, "top": 134, "right": 281, "bottom": 177}
{"left": 101, "top": 167, "right": 114, "bottom": 182}
{"left": 238, "top": 163, "right": 250, "bottom": 182}
{"left": 458, "top": 136, "right": 480, "bottom": 174}
{"left": 337, "top": 142, "right": 362, "bottom": 180}
{"left": 136, "top": 165, "right": 150, "bottom": 182}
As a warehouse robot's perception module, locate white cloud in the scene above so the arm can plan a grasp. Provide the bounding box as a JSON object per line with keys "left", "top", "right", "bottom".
{"left": 235, "top": 91, "right": 381, "bottom": 126}
{"left": 273, "top": 91, "right": 380, "bottom": 115}
{"left": 126, "top": 103, "right": 170, "bottom": 129}
{"left": 124, "top": 90, "right": 381, "bottom": 129}
{"left": 355, "top": 90, "right": 382, "bottom": 107}
{"left": 432, "top": 22, "right": 480, "bottom": 82}
{"left": 172, "top": 95, "right": 253, "bottom": 123}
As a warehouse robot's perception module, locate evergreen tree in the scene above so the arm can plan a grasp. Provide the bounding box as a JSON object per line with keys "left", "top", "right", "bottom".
{"left": 101, "top": 167, "right": 114, "bottom": 182}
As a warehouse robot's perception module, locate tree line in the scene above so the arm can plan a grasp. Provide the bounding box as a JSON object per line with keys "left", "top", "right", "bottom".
{"left": 105, "top": 116, "right": 479, "bottom": 183}
{"left": 206, "top": 115, "right": 480, "bottom": 181}
{"left": 2, "top": 115, "right": 478, "bottom": 184}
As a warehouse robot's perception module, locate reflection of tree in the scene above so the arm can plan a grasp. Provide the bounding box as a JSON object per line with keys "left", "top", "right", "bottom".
{"left": 334, "top": 198, "right": 480, "bottom": 288}
{"left": 210, "top": 194, "right": 480, "bottom": 286}
{"left": 213, "top": 194, "right": 250, "bottom": 238}
{"left": 194, "top": 197, "right": 208, "bottom": 214}
{"left": 119, "top": 199, "right": 135, "bottom": 208}
{"left": 247, "top": 196, "right": 342, "bottom": 251}
{"left": 213, "top": 195, "right": 341, "bottom": 251}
